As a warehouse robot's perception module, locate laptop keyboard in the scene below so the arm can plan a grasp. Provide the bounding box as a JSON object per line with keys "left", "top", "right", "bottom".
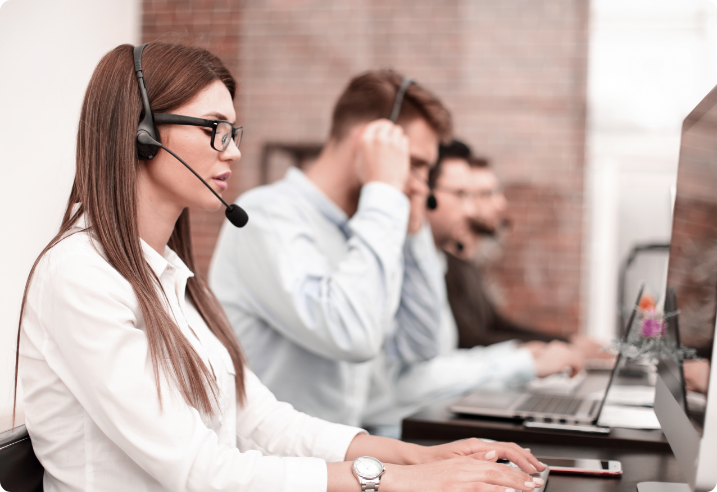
{"left": 516, "top": 395, "right": 584, "bottom": 416}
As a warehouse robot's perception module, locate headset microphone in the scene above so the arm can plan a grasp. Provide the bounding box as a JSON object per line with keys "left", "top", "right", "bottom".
{"left": 137, "top": 133, "right": 248, "bottom": 228}
{"left": 133, "top": 43, "right": 248, "bottom": 228}
{"left": 390, "top": 76, "right": 438, "bottom": 211}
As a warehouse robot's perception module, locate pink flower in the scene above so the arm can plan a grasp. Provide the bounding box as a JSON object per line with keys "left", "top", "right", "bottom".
{"left": 639, "top": 309, "right": 666, "bottom": 339}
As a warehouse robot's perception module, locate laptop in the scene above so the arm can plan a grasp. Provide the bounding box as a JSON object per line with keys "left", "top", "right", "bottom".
{"left": 450, "top": 284, "right": 645, "bottom": 427}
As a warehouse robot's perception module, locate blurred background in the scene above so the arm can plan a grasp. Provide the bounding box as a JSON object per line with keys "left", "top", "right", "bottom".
{"left": 2, "top": 0, "right": 717, "bottom": 430}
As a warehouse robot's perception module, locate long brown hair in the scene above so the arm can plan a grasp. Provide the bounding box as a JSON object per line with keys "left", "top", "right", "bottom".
{"left": 13, "top": 43, "right": 246, "bottom": 425}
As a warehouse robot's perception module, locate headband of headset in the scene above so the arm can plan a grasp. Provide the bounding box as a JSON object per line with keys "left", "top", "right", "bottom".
{"left": 389, "top": 76, "right": 415, "bottom": 123}
{"left": 134, "top": 43, "right": 161, "bottom": 160}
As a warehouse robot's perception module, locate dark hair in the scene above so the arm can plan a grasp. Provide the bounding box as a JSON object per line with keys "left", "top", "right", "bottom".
{"left": 329, "top": 70, "right": 452, "bottom": 142}
{"left": 429, "top": 139, "right": 490, "bottom": 187}
{"left": 14, "top": 42, "right": 246, "bottom": 425}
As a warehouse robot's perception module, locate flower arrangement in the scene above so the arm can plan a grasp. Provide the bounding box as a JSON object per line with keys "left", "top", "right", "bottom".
{"left": 611, "top": 293, "right": 697, "bottom": 364}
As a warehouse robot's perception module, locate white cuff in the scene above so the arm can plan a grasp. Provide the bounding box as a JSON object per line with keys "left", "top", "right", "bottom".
{"left": 312, "top": 424, "right": 368, "bottom": 463}
{"left": 484, "top": 347, "right": 536, "bottom": 384}
{"left": 284, "top": 457, "right": 329, "bottom": 492}
{"left": 357, "top": 182, "right": 409, "bottom": 226}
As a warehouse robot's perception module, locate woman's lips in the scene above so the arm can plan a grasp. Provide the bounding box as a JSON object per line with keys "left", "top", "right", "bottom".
{"left": 212, "top": 172, "right": 231, "bottom": 191}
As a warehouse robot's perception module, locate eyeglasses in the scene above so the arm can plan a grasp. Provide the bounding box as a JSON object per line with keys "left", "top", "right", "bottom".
{"left": 435, "top": 186, "right": 504, "bottom": 202}
{"left": 434, "top": 186, "right": 481, "bottom": 204}
{"left": 475, "top": 187, "right": 504, "bottom": 200}
{"left": 153, "top": 113, "right": 243, "bottom": 152}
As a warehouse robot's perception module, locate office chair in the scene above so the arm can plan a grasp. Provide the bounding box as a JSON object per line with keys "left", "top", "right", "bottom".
{"left": 0, "top": 424, "right": 43, "bottom": 492}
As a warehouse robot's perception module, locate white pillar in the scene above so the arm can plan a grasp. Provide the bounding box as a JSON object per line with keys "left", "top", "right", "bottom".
{"left": 583, "top": 0, "right": 717, "bottom": 343}
{"left": 0, "top": 0, "right": 141, "bottom": 432}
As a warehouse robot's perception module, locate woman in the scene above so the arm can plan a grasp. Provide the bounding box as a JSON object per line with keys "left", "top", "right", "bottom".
{"left": 15, "top": 42, "right": 545, "bottom": 492}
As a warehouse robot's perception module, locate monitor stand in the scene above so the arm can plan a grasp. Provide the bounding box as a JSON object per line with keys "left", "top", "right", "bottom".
{"left": 637, "top": 483, "right": 691, "bottom": 492}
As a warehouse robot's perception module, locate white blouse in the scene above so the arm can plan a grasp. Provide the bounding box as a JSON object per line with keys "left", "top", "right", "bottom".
{"left": 19, "top": 215, "right": 364, "bottom": 492}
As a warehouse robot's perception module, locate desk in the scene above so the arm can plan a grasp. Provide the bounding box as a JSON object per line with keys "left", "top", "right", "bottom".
{"left": 402, "top": 398, "right": 670, "bottom": 451}
{"left": 402, "top": 395, "right": 678, "bottom": 490}
{"left": 401, "top": 369, "right": 683, "bottom": 490}
{"left": 403, "top": 439, "right": 684, "bottom": 492}
{"left": 402, "top": 368, "right": 670, "bottom": 451}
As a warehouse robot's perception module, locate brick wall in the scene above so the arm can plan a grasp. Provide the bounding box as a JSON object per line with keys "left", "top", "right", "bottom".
{"left": 142, "top": 0, "right": 243, "bottom": 274}
{"left": 143, "top": 0, "right": 590, "bottom": 337}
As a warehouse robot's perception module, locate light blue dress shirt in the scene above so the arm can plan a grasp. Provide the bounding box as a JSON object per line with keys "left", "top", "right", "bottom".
{"left": 362, "top": 249, "right": 536, "bottom": 430}
{"left": 209, "top": 168, "right": 443, "bottom": 426}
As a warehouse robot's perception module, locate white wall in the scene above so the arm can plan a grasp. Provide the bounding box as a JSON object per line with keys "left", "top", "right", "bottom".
{"left": 584, "top": 0, "right": 717, "bottom": 343}
{"left": 0, "top": 0, "right": 140, "bottom": 432}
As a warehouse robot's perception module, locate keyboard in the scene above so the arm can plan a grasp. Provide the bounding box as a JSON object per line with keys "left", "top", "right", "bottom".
{"left": 516, "top": 395, "right": 584, "bottom": 416}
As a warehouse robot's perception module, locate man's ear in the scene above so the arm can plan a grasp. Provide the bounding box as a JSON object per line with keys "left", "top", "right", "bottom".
{"left": 349, "top": 123, "right": 367, "bottom": 153}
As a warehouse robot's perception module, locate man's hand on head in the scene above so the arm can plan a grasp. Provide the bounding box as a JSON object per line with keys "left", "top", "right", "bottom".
{"left": 355, "top": 119, "right": 410, "bottom": 191}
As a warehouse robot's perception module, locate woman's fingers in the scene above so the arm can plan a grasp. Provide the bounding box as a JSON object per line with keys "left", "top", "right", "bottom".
{"left": 450, "top": 459, "right": 535, "bottom": 488}
{"left": 496, "top": 443, "right": 543, "bottom": 473}
{"left": 466, "top": 443, "right": 544, "bottom": 474}
{"left": 470, "top": 461, "right": 538, "bottom": 491}
{"left": 386, "top": 458, "right": 539, "bottom": 492}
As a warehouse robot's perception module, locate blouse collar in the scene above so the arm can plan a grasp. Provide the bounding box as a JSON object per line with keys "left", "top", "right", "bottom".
{"left": 69, "top": 203, "right": 194, "bottom": 280}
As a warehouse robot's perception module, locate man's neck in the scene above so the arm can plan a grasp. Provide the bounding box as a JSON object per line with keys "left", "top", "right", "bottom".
{"left": 304, "top": 138, "right": 361, "bottom": 217}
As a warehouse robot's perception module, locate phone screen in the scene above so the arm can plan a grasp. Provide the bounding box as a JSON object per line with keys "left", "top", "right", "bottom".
{"left": 540, "top": 458, "right": 609, "bottom": 470}
{"left": 537, "top": 457, "right": 622, "bottom": 476}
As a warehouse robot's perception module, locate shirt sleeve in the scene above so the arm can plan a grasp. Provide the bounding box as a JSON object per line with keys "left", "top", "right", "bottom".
{"left": 235, "top": 370, "right": 366, "bottom": 461}
{"left": 31, "top": 250, "right": 339, "bottom": 492}
{"left": 383, "top": 222, "right": 443, "bottom": 363}
{"left": 210, "top": 181, "right": 410, "bottom": 363}
{"left": 393, "top": 342, "right": 536, "bottom": 404}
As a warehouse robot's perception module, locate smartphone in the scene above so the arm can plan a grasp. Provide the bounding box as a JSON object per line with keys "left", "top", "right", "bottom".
{"left": 538, "top": 457, "right": 622, "bottom": 476}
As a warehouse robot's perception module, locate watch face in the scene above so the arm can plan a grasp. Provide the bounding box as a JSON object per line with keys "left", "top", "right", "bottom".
{"left": 354, "top": 456, "right": 384, "bottom": 479}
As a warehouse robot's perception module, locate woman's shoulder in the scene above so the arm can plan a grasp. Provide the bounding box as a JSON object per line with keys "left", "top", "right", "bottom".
{"left": 33, "top": 229, "right": 126, "bottom": 293}
{"left": 24, "top": 229, "right": 139, "bottom": 333}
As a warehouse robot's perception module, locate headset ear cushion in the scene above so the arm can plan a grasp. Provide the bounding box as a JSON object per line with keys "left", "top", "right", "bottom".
{"left": 136, "top": 125, "right": 161, "bottom": 160}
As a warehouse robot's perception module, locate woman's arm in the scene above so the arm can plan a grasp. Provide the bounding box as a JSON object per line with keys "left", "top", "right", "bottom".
{"left": 344, "top": 434, "right": 542, "bottom": 472}
{"left": 327, "top": 434, "right": 545, "bottom": 492}
{"left": 28, "top": 249, "right": 332, "bottom": 492}
{"left": 328, "top": 457, "right": 544, "bottom": 492}
{"left": 233, "top": 365, "right": 544, "bottom": 492}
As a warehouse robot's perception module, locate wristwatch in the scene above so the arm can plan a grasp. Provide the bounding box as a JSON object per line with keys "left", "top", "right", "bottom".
{"left": 352, "top": 456, "right": 385, "bottom": 491}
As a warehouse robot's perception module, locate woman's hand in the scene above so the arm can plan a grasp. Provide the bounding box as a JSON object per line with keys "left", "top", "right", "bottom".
{"left": 328, "top": 457, "right": 543, "bottom": 492}
{"left": 382, "top": 458, "right": 542, "bottom": 492}
{"left": 345, "top": 435, "right": 545, "bottom": 475}
{"left": 417, "top": 438, "right": 544, "bottom": 475}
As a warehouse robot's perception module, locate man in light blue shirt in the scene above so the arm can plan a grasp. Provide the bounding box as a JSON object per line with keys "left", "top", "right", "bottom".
{"left": 209, "top": 70, "right": 452, "bottom": 426}
{"left": 362, "top": 140, "right": 587, "bottom": 432}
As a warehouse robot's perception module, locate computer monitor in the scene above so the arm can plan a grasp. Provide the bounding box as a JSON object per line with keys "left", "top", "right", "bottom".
{"left": 638, "top": 85, "right": 717, "bottom": 492}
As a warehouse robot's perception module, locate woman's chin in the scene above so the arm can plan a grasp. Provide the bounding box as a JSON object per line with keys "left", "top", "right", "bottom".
{"left": 192, "top": 199, "right": 225, "bottom": 213}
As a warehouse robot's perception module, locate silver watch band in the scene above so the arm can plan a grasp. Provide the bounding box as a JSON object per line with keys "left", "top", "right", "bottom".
{"left": 361, "top": 478, "right": 380, "bottom": 491}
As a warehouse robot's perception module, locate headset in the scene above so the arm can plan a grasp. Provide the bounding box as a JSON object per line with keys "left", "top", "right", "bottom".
{"left": 389, "top": 76, "right": 438, "bottom": 211}
{"left": 132, "top": 43, "right": 248, "bottom": 228}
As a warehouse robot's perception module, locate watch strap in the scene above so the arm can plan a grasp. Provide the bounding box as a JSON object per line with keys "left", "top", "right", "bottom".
{"left": 360, "top": 478, "right": 380, "bottom": 491}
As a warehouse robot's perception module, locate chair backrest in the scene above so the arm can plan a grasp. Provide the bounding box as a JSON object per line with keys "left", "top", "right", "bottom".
{"left": 0, "top": 425, "right": 43, "bottom": 492}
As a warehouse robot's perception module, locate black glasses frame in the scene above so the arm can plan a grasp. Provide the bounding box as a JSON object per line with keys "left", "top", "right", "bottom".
{"left": 153, "top": 113, "right": 243, "bottom": 152}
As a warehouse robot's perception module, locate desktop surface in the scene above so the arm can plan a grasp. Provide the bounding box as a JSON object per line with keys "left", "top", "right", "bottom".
{"left": 403, "top": 369, "right": 670, "bottom": 451}
{"left": 402, "top": 398, "right": 670, "bottom": 451}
